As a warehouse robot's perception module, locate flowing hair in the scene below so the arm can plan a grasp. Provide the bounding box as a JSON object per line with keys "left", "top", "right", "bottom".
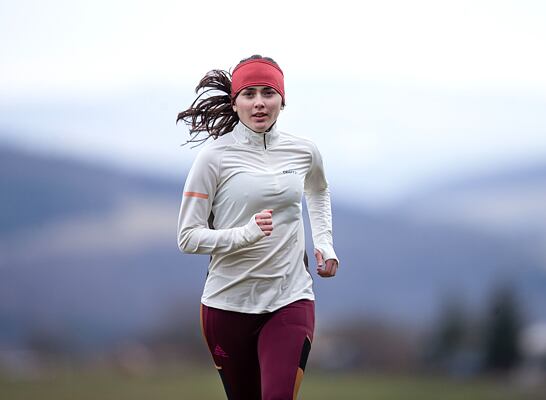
{"left": 177, "top": 55, "right": 281, "bottom": 146}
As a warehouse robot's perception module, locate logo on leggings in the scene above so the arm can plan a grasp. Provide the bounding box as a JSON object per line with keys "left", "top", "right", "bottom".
{"left": 214, "top": 344, "right": 229, "bottom": 358}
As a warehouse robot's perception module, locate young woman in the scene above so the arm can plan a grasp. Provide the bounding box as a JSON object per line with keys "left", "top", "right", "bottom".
{"left": 177, "top": 55, "right": 339, "bottom": 400}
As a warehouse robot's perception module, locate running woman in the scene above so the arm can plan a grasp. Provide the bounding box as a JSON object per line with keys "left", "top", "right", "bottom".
{"left": 176, "top": 55, "right": 339, "bottom": 400}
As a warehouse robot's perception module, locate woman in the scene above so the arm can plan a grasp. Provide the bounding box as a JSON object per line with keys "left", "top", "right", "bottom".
{"left": 177, "top": 55, "right": 339, "bottom": 400}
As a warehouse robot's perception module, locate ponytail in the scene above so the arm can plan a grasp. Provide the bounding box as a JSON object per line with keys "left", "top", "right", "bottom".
{"left": 176, "top": 69, "right": 238, "bottom": 145}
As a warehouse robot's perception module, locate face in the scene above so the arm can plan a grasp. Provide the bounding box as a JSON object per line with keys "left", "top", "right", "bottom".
{"left": 233, "top": 86, "right": 283, "bottom": 133}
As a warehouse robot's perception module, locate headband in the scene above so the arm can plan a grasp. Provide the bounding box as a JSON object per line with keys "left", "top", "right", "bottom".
{"left": 231, "top": 59, "right": 285, "bottom": 102}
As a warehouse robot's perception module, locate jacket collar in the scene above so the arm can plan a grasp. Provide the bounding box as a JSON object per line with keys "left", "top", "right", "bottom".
{"left": 233, "top": 121, "right": 280, "bottom": 149}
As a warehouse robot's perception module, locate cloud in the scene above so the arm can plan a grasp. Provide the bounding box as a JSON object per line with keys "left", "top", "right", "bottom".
{"left": 1, "top": 1, "right": 546, "bottom": 94}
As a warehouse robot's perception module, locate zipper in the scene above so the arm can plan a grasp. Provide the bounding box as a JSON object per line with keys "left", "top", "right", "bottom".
{"left": 263, "top": 134, "right": 267, "bottom": 150}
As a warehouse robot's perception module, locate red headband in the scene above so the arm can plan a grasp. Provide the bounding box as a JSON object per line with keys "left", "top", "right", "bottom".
{"left": 231, "top": 59, "right": 285, "bottom": 102}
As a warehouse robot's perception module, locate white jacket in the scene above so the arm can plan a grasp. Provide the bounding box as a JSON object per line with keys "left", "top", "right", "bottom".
{"left": 177, "top": 121, "right": 338, "bottom": 313}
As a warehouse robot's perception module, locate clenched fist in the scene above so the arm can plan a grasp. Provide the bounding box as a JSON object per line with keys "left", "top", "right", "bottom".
{"left": 315, "top": 249, "right": 338, "bottom": 278}
{"left": 255, "top": 209, "right": 273, "bottom": 236}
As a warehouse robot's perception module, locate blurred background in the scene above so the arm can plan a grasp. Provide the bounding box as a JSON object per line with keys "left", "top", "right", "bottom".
{"left": 1, "top": 0, "right": 546, "bottom": 398}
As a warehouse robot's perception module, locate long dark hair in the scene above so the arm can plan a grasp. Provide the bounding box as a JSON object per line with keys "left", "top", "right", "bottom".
{"left": 177, "top": 55, "right": 280, "bottom": 146}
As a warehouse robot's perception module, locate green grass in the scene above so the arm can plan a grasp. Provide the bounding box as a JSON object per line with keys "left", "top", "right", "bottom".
{"left": 1, "top": 365, "right": 544, "bottom": 400}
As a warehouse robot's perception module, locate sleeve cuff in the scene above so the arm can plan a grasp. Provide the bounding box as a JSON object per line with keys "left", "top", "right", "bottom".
{"left": 243, "top": 214, "right": 267, "bottom": 243}
{"left": 315, "top": 244, "right": 339, "bottom": 265}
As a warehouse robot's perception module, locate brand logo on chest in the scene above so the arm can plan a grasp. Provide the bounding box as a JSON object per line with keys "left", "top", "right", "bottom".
{"left": 282, "top": 169, "right": 297, "bottom": 175}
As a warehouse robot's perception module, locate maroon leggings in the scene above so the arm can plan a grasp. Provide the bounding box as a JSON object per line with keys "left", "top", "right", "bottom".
{"left": 200, "top": 299, "right": 315, "bottom": 400}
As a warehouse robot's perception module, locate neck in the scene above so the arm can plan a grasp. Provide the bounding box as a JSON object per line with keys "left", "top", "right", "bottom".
{"left": 241, "top": 121, "right": 277, "bottom": 134}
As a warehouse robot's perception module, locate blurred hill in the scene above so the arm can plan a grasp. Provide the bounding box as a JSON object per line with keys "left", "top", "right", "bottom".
{"left": 1, "top": 143, "right": 545, "bottom": 354}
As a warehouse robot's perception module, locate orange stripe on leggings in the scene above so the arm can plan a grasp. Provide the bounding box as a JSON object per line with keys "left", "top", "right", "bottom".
{"left": 184, "top": 191, "right": 209, "bottom": 199}
{"left": 293, "top": 367, "right": 304, "bottom": 400}
{"left": 294, "top": 334, "right": 312, "bottom": 399}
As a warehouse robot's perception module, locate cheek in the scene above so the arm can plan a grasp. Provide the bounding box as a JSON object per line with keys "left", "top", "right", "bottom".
{"left": 269, "top": 103, "right": 282, "bottom": 117}
{"left": 268, "top": 96, "right": 282, "bottom": 113}
{"left": 235, "top": 99, "right": 251, "bottom": 113}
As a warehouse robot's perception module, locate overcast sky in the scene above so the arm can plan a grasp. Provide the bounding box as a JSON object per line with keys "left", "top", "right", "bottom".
{"left": 1, "top": 0, "right": 546, "bottom": 205}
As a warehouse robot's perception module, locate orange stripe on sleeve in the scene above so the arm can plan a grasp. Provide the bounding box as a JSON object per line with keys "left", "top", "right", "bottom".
{"left": 184, "top": 191, "right": 209, "bottom": 199}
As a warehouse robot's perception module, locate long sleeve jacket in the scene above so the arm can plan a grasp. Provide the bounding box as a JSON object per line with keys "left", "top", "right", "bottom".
{"left": 177, "top": 121, "right": 338, "bottom": 313}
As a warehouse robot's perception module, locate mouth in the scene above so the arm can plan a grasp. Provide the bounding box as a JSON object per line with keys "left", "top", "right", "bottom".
{"left": 252, "top": 113, "right": 268, "bottom": 118}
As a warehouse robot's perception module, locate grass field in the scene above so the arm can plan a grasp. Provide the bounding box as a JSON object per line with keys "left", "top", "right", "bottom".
{"left": 1, "top": 365, "right": 544, "bottom": 400}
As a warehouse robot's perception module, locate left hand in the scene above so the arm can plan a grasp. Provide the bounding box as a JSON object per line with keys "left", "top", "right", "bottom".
{"left": 314, "top": 249, "right": 338, "bottom": 278}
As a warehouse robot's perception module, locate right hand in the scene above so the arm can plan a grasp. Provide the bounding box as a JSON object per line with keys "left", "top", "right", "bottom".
{"left": 255, "top": 209, "right": 273, "bottom": 236}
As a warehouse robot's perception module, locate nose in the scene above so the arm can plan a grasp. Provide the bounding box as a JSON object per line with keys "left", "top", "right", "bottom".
{"left": 253, "top": 94, "right": 265, "bottom": 108}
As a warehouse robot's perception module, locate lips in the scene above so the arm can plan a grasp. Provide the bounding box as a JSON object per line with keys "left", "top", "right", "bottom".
{"left": 252, "top": 113, "right": 267, "bottom": 118}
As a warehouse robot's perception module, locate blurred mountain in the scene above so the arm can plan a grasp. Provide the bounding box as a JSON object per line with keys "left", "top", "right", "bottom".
{"left": 399, "top": 164, "right": 546, "bottom": 266}
{"left": 1, "top": 143, "right": 545, "bottom": 352}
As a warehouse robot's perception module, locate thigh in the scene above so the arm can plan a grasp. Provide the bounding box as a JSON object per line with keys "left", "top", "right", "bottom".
{"left": 257, "top": 299, "right": 315, "bottom": 400}
{"left": 200, "top": 304, "right": 263, "bottom": 400}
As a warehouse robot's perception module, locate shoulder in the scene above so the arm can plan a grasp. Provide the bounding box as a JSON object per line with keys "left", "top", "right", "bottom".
{"left": 279, "top": 130, "right": 319, "bottom": 149}
{"left": 193, "top": 133, "right": 236, "bottom": 165}
{"left": 278, "top": 130, "right": 322, "bottom": 158}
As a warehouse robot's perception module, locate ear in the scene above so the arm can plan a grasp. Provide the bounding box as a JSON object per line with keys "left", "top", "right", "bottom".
{"left": 232, "top": 105, "right": 237, "bottom": 112}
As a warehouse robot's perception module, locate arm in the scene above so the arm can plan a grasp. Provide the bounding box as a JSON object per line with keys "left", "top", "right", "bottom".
{"left": 304, "top": 142, "right": 339, "bottom": 277}
{"left": 177, "top": 147, "right": 266, "bottom": 255}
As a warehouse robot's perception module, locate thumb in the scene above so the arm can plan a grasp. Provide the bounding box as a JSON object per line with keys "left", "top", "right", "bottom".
{"left": 314, "top": 249, "right": 324, "bottom": 267}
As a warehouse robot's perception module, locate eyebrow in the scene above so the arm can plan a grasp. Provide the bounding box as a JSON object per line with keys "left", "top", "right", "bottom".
{"left": 242, "top": 86, "right": 274, "bottom": 92}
